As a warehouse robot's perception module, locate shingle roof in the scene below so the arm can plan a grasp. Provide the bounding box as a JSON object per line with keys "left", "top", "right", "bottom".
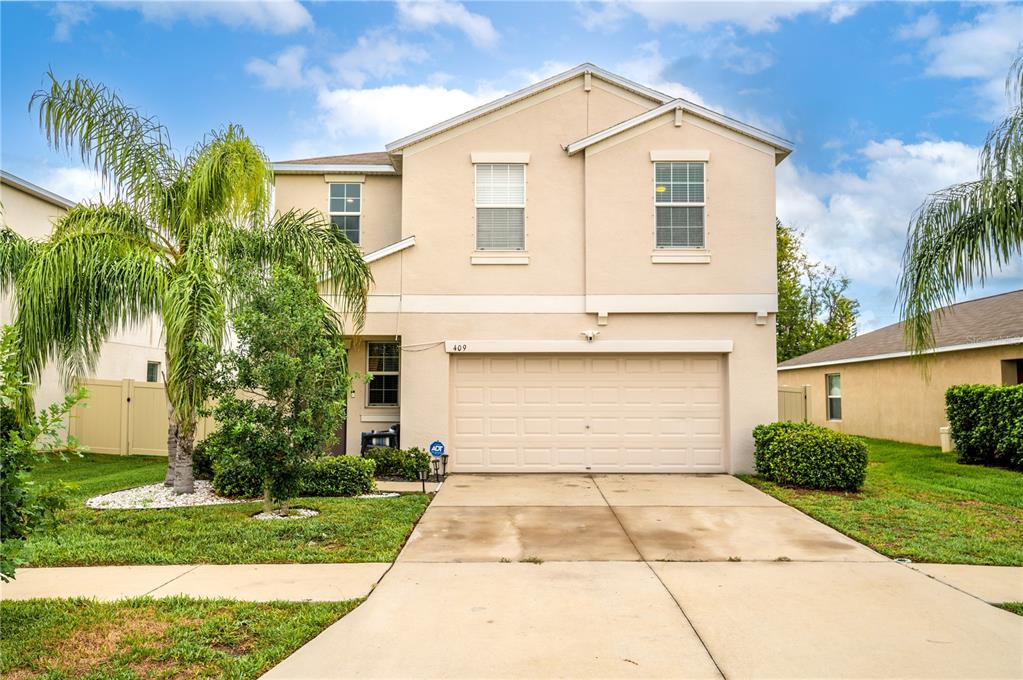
{"left": 276, "top": 151, "right": 391, "bottom": 166}
{"left": 778, "top": 289, "right": 1023, "bottom": 369}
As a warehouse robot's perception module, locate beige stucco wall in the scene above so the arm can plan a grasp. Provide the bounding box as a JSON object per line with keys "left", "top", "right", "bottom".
{"left": 274, "top": 174, "right": 402, "bottom": 254}
{"left": 1, "top": 179, "right": 165, "bottom": 415}
{"left": 777, "top": 344, "right": 1023, "bottom": 446}
{"left": 293, "top": 73, "right": 781, "bottom": 472}
{"left": 584, "top": 114, "right": 776, "bottom": 295}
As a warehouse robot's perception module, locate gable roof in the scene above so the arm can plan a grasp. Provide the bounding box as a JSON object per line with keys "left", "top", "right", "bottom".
{"left": 565, "top": 98, "right": 793, "bottom": 162}
{"left": 385, "top": 63, "right": 673, "bottom": 153}
{"left": 0, "top": 170, "right": 75, "bottom": 209}
{"left": 272, "top": 151, "right": 396, "bottom": 175}
{"left": 779, "top": 289, "right": 1023, "bottom": 370}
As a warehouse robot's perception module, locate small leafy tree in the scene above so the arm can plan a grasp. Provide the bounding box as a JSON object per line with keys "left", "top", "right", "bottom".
{"left": 0, "top": 326, "right": 84, "bottom": 581}
{"left": 776, "top": 219, "right": 860, "bottom": 362}
{"left": 207, "top": 266, "right": 351, "bottom": 515}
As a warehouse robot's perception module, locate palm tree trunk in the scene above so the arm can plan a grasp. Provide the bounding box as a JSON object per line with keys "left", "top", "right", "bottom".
{"left": 173, "top": 418, "right": 196, "bottom": 494}
{"left": 164, "top": 413, "right": 178, "bottom": 487}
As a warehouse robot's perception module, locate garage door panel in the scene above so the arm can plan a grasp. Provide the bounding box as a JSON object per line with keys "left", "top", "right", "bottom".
{"left": 450, "top": 354, "right": 726, "bottom": 472}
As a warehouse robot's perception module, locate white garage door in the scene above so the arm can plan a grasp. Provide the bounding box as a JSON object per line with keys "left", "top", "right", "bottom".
{"left": 450, "top": 354, "right": 725, "bottom": 472}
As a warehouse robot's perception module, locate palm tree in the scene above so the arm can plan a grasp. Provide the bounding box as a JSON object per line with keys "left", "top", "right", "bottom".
{"left": 0, "top": 74, "right": 371, "bottom": 493}
{"left": 898, "top": 51, "right": 1023, "bottom": 353}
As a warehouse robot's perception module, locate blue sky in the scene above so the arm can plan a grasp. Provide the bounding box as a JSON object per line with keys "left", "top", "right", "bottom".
{"left": 2, "top": 1, "right": 1021, "bottom": 329}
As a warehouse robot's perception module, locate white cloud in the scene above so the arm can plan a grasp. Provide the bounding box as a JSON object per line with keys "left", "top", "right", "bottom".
{"left": 50, "top": 2, "right": 93, "bottom": 41}
{"left": 120, "top": 0, "right": 312, "bottom": 34}
{"left": 614, "top": 41, "right": 709, "bottom": 105}
{"left": 315, "top": 82, "right": 504, "bottom": 147}
{"left": 576, "top": 0, "right": 632, "bottom": 33}
{"left": 613, "top": 1, "right": 859, "bottom": 34}
{"left": 777, "top": 138, "right": 979, "bottom": 284}
{"left": 331, "top": 32, "right": 430, "bottom": 88}
{"left": 396, "top": 0, "right": 499, "bottom": 48}
{"left": 900, "top": 5, "right": 1021, "bottom": 116}
{"left": 42, "top": 167, "right": 109, "bottom": 204}
{"left": 247, "top": 46, "right": 321, "bottom": 90}
{"left": 895, "top": 11, "right": 939, "bottom": 41}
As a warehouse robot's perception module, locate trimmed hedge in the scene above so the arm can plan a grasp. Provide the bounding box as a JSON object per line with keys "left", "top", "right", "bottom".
{"left": 363, "top": 447, "right": 430, "bottom": 480}
{"left": 211, "top": 451, "right": 376, "bottom": 498}
{"left": 946, "top": 384, "right": 1023, "bottom": 470}
{"left": 752, "top": 421, "right": 868, "bottom": 491}
{"left": 302, "top": 455, "right": 376, "bottom": 497}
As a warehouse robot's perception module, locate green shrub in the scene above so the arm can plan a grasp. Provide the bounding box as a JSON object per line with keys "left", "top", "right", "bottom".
{"left": 752, "top": 421, "right": 816, "bottom": 478}
{"left": 946, "top": 384, "right": 1023, "bottom": 470}
{"left": 210, "top": 449, "right": 263, "bottom": 498}
{"left": 752, "top": 421, "right": 867, "bottom": 491}
{"left": 212, "top": 449, "right": 377, "bottom": 498}
{"left": 191, "top": 439, "right": 215, "bottom": 481}
{"left": 302, "top": 456, "right": 376, "bottom": 496}
{"left": 363, "top": 447, "right": 430, "bottom": 480}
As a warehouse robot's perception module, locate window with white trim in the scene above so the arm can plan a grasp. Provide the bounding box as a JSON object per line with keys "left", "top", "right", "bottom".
{"left": 329, "top": 183, "right": 361, "bottom": 245}
{"left": 826, "top": 373, "right": 842, "bottom": 421}
{"left": 655, "top": 162, "right": 705, "bottom": 248}
{"left": 475, "top": 163, "right": 525, "bottom": 250}
{"left": 367, "top": 342, "right": 399, "bottom": 407}
{"left": 146, "top": 361, "right": 160, "bottom": 383}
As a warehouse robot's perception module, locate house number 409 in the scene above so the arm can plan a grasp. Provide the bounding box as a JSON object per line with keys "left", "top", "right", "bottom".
{"left": 451, "top": 343, "right": 468, "bottom": 352}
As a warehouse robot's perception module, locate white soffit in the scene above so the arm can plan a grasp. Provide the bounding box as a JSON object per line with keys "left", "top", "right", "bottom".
{"left": 272, "top": 163, "right": 397, "bottom": 175}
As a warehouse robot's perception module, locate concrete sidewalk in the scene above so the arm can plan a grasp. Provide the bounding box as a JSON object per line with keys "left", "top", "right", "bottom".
{"left": 0, "top": 563, "right": 388, "bottom": 602}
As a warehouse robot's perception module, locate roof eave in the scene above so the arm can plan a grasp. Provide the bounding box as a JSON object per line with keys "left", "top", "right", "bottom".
{"left": 777, "top": 336, "right": 1023, "bottom": 371}
{"left": 271, "top": 163, "right": 398, "bottom": 175}
{"left": 0, "top": 170, "right": 75, "bottom": 209}
{"left": 565, "top": 99, "right": 794, "bottom": 161}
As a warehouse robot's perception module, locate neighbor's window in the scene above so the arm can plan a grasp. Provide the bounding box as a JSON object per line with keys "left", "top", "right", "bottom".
{"left": 826, "top": 373, "right": 842, "bottom": 420}
{"left": 655, "top": 162, "right": 705, "bottom": 248}
{"left": 475, "top": 163, "right": 525, "bottom": 250}
{"left": 329, "top": 183, "right": 361, "bottom": 245}
{"left": 146, "top": 361, "right": 160, "bottom": 383}
{"left": 367, "top": 342, "right": 400, "bottom": 407}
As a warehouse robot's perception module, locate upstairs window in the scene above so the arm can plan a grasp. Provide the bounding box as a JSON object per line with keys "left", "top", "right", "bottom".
{"left": 329, "top": 182, "right": 361, "bottom": 245}
{"left": 655, "top": 162, "right": 705, "bottom": 248}
{"left": 475, "top": 163, "right": 525, "bottom": 250}
{"left": 367, "top": 342, "right": 400, "bottom": 407}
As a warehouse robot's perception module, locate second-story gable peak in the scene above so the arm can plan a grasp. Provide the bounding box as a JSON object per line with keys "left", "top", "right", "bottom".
{"left": 384, "top": 63, "right": 673, "bottom": 154}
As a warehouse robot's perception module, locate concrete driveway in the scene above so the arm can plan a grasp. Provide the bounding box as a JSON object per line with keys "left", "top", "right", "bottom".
{"left": 264, "top": 474, "right": 1023, "bottom": 679}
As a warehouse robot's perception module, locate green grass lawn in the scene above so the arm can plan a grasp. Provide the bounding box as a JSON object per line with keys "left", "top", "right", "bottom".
{"left": 1, "top": 596, "right": 357, "bottom": 679}
{"left": 1001, "top": 603, "right": 1023, "bottom": 616}
{"left": 740, "top": 438, "right": 1023, "bottom": 566}
{"left": 21, "top": 453, "right": 431, "bottom": 566}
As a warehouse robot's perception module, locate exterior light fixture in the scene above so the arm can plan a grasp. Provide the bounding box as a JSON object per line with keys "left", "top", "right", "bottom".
{"left": 418, "top": 468, "right": 428, "bottom": 493}
{"left": 431, "top": 457, "right": 441, "bottom": 482}
{"left": 440, "top": 454, "right": 449, "bottom": 478}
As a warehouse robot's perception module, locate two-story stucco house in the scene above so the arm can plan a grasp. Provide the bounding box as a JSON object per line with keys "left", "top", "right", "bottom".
{"left": 273, "top": 64, "right": 792, "bottom": 474}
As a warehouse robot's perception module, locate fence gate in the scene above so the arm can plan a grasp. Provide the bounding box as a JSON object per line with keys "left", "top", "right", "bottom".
{"left": 778, "top": 384, "right": 810, "bottom": 422}
{"left": 70, "top": 379, "right": 214, "bottom": 456}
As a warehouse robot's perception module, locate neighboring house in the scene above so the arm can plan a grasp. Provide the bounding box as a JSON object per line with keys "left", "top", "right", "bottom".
{"left": 0, "top": 170, "right": 166, "bottom": 423}
{"left": 274, "top": 64, "right": 792, "bottom": 473}
{"left": 778, "top": 290, "right": 1023, "bottom": 446}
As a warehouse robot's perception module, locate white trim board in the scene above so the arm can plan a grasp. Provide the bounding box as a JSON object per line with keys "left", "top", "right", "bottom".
{"left": 272, "top": 163, "right": 397, "bottom": 175}
{"left": 365, "top": 236, "right": 416, "bottom": 263}
{"left": 359, "top": 294, "right": 775, "bottom": 314}
{"left": 470, "top": 152, "right": 530, "bottom": 164}
{"left": 445, "top": 340, "right": 733, "bottom": 354}
{"left": 777, "top": 336, "right": 1023, "bottom": 371}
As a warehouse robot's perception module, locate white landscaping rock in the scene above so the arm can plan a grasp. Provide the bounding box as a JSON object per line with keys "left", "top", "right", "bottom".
{"left": 86, "top": 481, "right": 246, "bottom": 509}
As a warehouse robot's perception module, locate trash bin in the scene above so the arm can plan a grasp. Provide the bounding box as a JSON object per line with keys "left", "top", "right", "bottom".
{"left": 939, "top": 426, "right": 953, "bottom": 453}
{"left": 360, "top": 429, "right": 398, "bottom": 454}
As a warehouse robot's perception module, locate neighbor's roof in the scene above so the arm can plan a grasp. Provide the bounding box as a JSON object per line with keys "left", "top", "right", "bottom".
{"left": 0, "top": 170, "right": 75, "bottom": 209}
{"left": 778, "top": 289, "right": 1023, "bottom": 370}
{"left": 385, "top": 63, "right": 673, "bottom": 153}
{"left": 272, "top": 151, "right": 396, "bottom": 175}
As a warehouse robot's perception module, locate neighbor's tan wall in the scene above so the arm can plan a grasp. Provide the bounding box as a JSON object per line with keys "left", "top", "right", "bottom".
{"left": 1, "top": 180, "right": 166, "bottom": 418}
{"left": 274, "top": 174, "right": 402, "bottom": 254}
{"left": 336, "top": 310, "right": 777, "bottom": 473}
{"left": 397, "top": 75, "right": 650, "bottom": 296}
{"left": 584, "top": 114, "right": 777, "bottom": 295}
{"left": 777, "top": 344, "right": 1023, "bottom": 446}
